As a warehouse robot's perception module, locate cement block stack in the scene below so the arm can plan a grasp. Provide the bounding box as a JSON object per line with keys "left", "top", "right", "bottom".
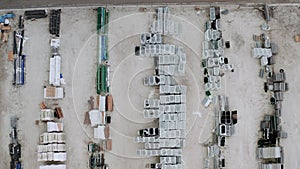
{"left": 252, "top": 5, "right": 288, "bottom": 168}
{"left": 135, "top": 7, "right": 186, "bottom": 169}
{"left": 201, "top": 7, "right": 234, "bottom": 108}
{"left": 201, "top": 7, "right": 238, "bottom": 169}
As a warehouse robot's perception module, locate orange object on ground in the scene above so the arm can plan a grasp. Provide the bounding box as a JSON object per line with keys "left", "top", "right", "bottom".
{"left": 8, "top": 51, "right": 13, "bottom": 61}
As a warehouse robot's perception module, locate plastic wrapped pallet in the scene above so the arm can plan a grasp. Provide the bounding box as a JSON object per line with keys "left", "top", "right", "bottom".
{"left": 47, "top": 122, "right": 63, "bottom": 132}
{"left": 39, "top": 164, "right": 66, "bottom": 169}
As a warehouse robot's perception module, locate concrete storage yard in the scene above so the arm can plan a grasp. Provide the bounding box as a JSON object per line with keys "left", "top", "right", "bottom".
{"left": 0, "top": 3, "right": 299, "bottom": 169}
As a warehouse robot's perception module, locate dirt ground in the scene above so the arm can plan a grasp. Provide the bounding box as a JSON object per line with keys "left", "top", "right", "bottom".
{"left": 0, "top": 4, "right": 299, "bottom": 169}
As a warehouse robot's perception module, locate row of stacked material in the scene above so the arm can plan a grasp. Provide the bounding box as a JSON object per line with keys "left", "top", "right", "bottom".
{"left": 150, "top": 7, "right": 181, "bottom": 35}
{"left": 11, "top": 10, "right": 52, "bottom": 86}
{"left": 205, "top": 95, "right": 238, "bottom": 169}
{"left": 24, "top": 10, "right": 47, "bottom": 20}
{"left": 12, "top": 10, "right": 51, "bottom": 86}
{"left": 49, "top": 54, "right": 61, "bottom": 86}
{"left": 38, "top": 109, "right": 67, "bottom": 164}
{"left": 89, "top": 94, "right": 113, "bottom": 148}
{"left": 252, "top": 26, "right": 288, "bottom": 168}
{"left": 38, "top": 10, "right": 66, "bottom": 169}
{"left": 136, "top": 44, "right": 186, "bottom": 76}
{"left": 85, "top": 7, "right": 111, "bottom": 169}
{"left": 12, "top": 28, "right": 26, "bottom": 86}
{"left": 97, "top": 7, "right": 109, "bottom": 62}
{"left": 96, "top": 64, "right": 109, "bottom": 94}
{"left": 39, "top": 165, "right": 66, "bottom": 169}
{"left": 44, "top": 11, "right": 65, "bottom": 99}
{"left": 202, "top": 7, "right": 234, "bottom": 108}
{"left": 135, "top": 7, "right": 186, "bottom": 169}
{"left": 9, "top": 116, "right": 22, "bottom": 169}
{"left": 44, "top": 40, "right": 64, "bottom": 99}
{"left": 98, "top": 35, "right": 108, "bottom": 62}
{"left": 49, "top": 10, "right": 61, "bottom": 37}
{"left": 200, "top": 7, "right": 238, "bottom": 169}
{"left": 13, "top": 54, "right": 26, "bottom": 85}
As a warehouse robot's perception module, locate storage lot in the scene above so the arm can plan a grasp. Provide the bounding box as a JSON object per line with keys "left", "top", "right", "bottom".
{"left": 0, "top": 4, "right": 299, "bottom": 169}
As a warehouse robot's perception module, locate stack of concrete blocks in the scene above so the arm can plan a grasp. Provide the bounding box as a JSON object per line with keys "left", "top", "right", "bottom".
{"left": 252, "top": 31, "right": 288, "bottom": 169}
{"left": 136, "top": 7, "right": 186, "bottom": 169}
{"left": 151, "top": 7, "right": 181, "bottom": 35}
{"left": 202, "top": 7, "right": 234, "bottom": 107}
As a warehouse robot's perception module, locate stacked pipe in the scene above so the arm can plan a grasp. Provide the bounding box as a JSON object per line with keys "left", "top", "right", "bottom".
{"left": 24, "top": 10, "right": 47, "bottom": 20}
{"left": 96, "top": 7, "right": 110, "bottom": 93}
{"left": 13, "top": 28, "right": 26, "bottom": 86}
